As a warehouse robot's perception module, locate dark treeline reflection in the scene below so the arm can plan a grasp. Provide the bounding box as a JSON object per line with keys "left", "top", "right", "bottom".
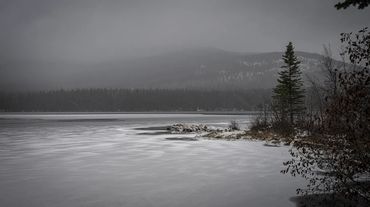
{"left": 0, "top": 88, "right": 271, "bottom": 112}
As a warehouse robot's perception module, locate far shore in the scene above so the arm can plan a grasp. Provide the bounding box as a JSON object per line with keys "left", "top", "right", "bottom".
{"left": 0, "top": 111, "right": 260, "bottom": 115}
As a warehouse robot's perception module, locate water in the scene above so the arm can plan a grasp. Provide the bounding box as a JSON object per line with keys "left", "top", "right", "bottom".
{"left": 0, "top": 113, "right": 304, "bottom": 207}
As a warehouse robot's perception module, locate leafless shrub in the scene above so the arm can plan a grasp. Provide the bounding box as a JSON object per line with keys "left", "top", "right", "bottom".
{"left": 229, "top": 120, "right": 240, "bottom": 131}
{"left": 250, "top": 103, "right": 271, "bottom": 131}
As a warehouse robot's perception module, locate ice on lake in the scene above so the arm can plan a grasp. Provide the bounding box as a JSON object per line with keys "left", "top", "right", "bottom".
{"left": 0, "top": 113, "right": 305, "bottom": 207}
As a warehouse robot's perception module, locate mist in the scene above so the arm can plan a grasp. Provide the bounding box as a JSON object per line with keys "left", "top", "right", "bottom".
{"left": 0, "top": 0, "right": 369, "bottom": 91}
{"left": 1, "top": 0, "right": 369, "bottom": 62}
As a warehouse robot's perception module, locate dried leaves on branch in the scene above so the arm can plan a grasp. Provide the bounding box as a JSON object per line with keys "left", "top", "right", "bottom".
{"left": 335, "top": 0, "right": 370, "bottom": 10}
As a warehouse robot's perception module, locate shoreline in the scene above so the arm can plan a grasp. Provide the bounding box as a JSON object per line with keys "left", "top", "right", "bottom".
{"left": 144, "top": 123, "right": 294, "bottom": 146}
{"left": 0, "top": 111, "right": 259, "bottom": 115}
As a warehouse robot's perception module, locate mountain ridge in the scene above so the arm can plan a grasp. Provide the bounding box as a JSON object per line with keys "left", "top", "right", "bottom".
{"left": 0, "top": 47, "right": 327, "bottom": 91}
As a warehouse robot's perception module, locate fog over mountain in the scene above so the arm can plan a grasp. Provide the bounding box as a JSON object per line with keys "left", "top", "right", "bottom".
{"left": 1, "top": 48, "right": 327, "bottom": 91}
{"left": 0, "top": 0, "right": 369, "bottom": 91}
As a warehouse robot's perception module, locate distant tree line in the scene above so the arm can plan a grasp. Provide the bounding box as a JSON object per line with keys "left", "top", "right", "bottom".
{"left": 0, "top": 88, "right": 272, "bottom": 112}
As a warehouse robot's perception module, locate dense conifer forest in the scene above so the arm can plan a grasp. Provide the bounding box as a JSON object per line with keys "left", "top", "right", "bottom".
{"left": 0, "top": 89, "right": 271, "bottom": 112}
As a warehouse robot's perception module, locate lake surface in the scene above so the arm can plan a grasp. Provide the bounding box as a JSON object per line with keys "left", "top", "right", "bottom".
{"left": 0, "top": 113, "right": 305, "bottom": 207}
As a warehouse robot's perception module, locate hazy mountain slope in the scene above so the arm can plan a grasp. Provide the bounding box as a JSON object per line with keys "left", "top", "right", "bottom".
{"left": 0, "top": 48, "right": 326, "bottom": 91}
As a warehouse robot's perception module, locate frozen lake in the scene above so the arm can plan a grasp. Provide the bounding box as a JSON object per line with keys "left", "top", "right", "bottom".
{"left": 0, "top": 113, "right": 305, "bottom": 207}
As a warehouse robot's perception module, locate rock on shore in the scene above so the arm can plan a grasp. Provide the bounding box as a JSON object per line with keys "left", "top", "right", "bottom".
{"left": 166, "top": 123, "right": 214, "bottom": 133}
{"left": 166, "top": 123, "right": 246, "bottom": 139}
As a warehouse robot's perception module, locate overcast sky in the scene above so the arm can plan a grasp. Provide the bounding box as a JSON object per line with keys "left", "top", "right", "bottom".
{"left": 0, "top": 0, "right": 369, "bottom": 63}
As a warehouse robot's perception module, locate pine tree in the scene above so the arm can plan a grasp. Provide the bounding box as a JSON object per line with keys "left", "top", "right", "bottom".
{"left": 273, "top": 42, "right": 305, "bottom": 125}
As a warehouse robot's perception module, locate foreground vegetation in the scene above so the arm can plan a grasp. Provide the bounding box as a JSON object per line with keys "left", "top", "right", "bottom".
{"left": 250, "top": 27, "right": 370, "bottom": 207}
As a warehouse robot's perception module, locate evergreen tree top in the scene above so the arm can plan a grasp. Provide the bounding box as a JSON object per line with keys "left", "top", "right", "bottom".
{"left": 282, "top": 42, "right": 301, "bottom": 67}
